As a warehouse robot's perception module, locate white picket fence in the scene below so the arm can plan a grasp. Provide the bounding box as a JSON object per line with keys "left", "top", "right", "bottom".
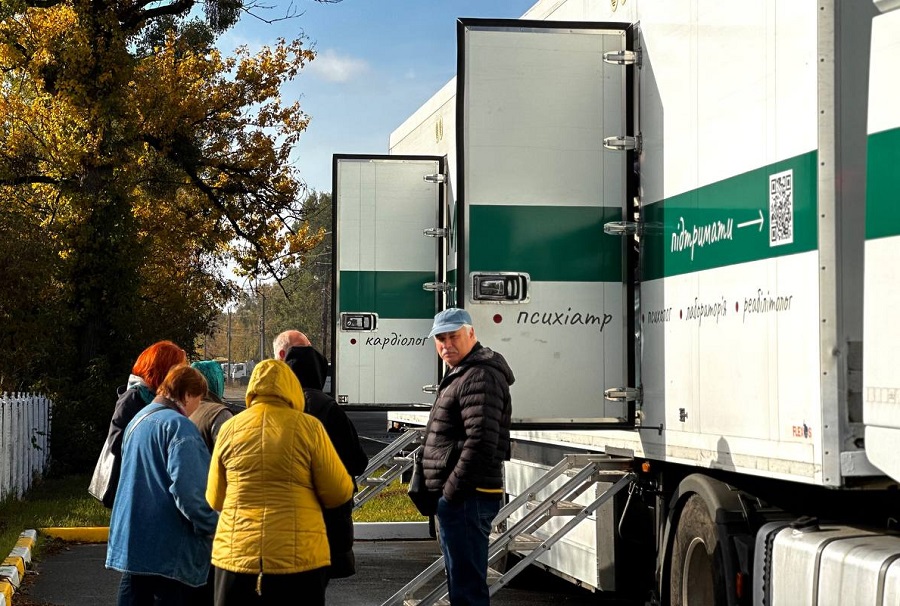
{"left": 0, "top": 393, "right": 52, "bottom": 501}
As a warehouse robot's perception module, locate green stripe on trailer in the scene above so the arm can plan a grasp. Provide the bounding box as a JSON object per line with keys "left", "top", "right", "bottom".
{"left": 468, "top": 205, "right": 623, "bottom": 283}
{"left": 339, "top": 271, "right": 434, "bottom": 319}
{"left": 866, "top": 127, "right": 900, "bottom": 240}
{"left": 643, "top": 151, "right": 818, "bottom": 280}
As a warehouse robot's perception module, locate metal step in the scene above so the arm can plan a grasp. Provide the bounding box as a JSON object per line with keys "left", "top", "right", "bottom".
{"left": 507, "top": 532, "right": 543, "bottom": 552}
{"left": 360, "top": 476, "right": 388, "bottom": 486}
{"left": 525, "top": 498, "right": 582, "bottom": 516}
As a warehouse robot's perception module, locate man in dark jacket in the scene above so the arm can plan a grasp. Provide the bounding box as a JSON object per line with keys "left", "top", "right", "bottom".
{"left": 422, "top": 308, "right": 514, "bottom": 606}
{"left": 283, "top": 336, "right": 369, "bottom": 581}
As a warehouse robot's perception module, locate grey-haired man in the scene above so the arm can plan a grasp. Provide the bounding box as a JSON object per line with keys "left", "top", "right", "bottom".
{"left": 422, "top": 308, "right": 514, "bottom": 605}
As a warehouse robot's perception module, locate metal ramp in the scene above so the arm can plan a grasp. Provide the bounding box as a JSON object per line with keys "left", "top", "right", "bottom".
{"left": 381, "top": 453, "right": 637, "bottom": 606}
{"left": 354, "top": 427, "right": 424, "bottom": 510}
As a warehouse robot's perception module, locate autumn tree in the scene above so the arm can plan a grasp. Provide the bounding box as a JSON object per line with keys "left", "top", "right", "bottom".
{"left": 0, "top": 0, "right": 329, "bottom": 469}
{"left": 0, "top": 187, "right": 69, "bottom": 391}
{"left": 263, "top": 190, "right": 333, "bottom": 353}
{"left": 201, "top": 190, "right": 333, "bottom": 368}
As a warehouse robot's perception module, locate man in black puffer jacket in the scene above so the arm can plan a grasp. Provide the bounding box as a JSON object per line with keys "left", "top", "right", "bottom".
{"left": 283, "top": 338, "right": 369, "bottom": 583}
{"left": 423, "top": 308, "right": 514, "bottom": 606}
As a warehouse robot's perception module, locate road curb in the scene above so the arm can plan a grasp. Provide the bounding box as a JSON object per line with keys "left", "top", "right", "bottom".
{"left": 40, "top": 527, "right": 109, "bottom": 543}
{"left": 355, "top": 521, "right": 433, "bottom": 540}
{"left": 0, "top": 527, "right": 108, "bottom": 606}
{"left": 0, "top": 529, "right": 36, "bottom": 606}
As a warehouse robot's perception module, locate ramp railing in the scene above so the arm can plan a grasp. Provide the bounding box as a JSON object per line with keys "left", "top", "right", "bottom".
{"left": 354, "top": 427, "right": 424, "bottom": 510}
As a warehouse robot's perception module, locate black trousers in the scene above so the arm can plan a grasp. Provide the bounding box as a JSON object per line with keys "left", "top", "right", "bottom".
{"left": 213, "top": 566, "right": 327, "bottom": 606}
{"left": 117, "top": 572, "right": 208, "bottom": 606}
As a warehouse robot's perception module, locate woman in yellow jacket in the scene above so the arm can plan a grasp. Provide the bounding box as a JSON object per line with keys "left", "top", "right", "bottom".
{"left": 207, "top": 359, "right": 354, "bottom": 606}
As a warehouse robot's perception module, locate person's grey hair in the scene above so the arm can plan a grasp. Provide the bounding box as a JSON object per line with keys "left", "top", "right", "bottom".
{"left": 272, "top": 331, "right": 293, "bottom": 359}
{"left": 273, "top": 330, "right": 310, "bottom": 358}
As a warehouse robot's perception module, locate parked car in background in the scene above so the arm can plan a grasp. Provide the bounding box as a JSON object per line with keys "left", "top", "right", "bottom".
{"left": 230, "top": 361, "right": 255, "bottom": 385}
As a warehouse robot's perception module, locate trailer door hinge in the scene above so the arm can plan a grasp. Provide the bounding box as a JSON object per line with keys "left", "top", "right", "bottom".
{"left": 604, "top": 386, "right": 642, "bottom": 402}
{"left": 604, "top": 221, "right": 641, "bottom": 236}
{"left": 423, "top": 227, "right": 448, "bottom": 238}
{"left": 424, "top": 173, "right": 446, "bottom": 184}
{"left": 603, "top": 49, "right": 641, "bottom": 66}
{"left": 603, "top": 135, "right": 641, "bottom": 153}
{"left": 423, "top": 282, "right": 452, "bottom": 292}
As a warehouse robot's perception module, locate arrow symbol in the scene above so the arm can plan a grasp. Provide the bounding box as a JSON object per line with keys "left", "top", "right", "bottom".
{"left": 737, "top": 209, "right": 764, "bottom": 231}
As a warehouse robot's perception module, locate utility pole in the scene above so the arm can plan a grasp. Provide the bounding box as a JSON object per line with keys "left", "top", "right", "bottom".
{"left": 227, "top": 310, "right": 232, "bottom": 386}
{"left": 317, "top": 250, "right": 332, "bottom": 358}
{"left": 258, "top": 291, "right": 266, "bottom": 361}
{"left": 320, "top": 282, "right": 329, "bottom": 358}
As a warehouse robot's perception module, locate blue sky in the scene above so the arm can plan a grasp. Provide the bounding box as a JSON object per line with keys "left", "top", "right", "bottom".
{"left": 218, "top": 0, "right": 536, "bottom": 194}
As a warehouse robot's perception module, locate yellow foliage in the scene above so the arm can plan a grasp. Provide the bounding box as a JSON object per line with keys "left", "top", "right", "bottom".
{"left": 0, "top": 6, "right": 322, "bottom": 292}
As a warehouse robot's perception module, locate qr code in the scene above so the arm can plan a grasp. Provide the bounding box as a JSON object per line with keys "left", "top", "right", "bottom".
{"left": 769, "top": 169, "right": 793, "bottom": 246}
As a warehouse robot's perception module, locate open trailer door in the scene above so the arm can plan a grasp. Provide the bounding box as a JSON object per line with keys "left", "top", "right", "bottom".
{"left": 864, "top": 5, "right": 900, "bottom": 483}
{"left": 457, "top": 20, "right": 637, "bottom": 428}
{"left": 332, "top": 155, "right": 447, "bottom": 409}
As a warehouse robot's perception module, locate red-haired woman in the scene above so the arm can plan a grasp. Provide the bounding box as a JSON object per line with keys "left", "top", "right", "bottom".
{"left": 96, "top": 340, "right": 187, "bottom": 508}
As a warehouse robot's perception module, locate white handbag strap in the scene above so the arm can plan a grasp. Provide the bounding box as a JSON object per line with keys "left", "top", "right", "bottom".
{"left": 123, "top": 404, "right": 167, "bottom": 445}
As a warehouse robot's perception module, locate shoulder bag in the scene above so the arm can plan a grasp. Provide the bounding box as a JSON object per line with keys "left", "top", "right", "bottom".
{"left": 88, "top": 404, "right": 166, "bottom": 508}
{"left": 407, "top": 449, "right": 440, "bottom": 517}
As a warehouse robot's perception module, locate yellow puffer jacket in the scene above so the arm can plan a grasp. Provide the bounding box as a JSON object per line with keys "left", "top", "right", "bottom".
{"left": 207, "top": 359, "right": 354, "bottom": 575}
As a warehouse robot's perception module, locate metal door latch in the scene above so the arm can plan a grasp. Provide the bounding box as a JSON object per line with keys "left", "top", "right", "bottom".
{"left": 340, "top": 313, "right": 377, "bottom": 331}
{"left": 471, "top": 273, "right": 529, "bottom": 303}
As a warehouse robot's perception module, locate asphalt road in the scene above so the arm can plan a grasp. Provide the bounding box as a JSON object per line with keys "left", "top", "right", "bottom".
{"left": 18, "top": 540, "right": 613, "bottom": 606}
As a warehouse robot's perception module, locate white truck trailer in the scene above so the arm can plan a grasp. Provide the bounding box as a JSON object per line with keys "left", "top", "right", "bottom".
{"left": 332, "top": 1, "right": 900, "bottom": 604}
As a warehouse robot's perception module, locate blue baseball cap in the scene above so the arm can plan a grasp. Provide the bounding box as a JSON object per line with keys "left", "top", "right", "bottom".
{"left": 428, "top": 308, "right": 473, "bottom": 338}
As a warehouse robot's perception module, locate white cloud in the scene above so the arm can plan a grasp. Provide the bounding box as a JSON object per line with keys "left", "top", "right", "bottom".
{"left": 307, "top": 49, "right": 369, "bottom": 83}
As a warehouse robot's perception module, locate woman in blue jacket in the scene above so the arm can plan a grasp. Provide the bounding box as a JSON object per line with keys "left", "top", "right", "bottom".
{"left": 106, "top": 364, "right": 219, "bottom": 605}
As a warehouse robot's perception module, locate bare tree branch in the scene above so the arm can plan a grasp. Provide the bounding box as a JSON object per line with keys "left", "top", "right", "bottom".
{"left": 119, "top": 0, "right": 195, "bottom": 32}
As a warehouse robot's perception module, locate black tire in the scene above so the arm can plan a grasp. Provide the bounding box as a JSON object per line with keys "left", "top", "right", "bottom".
{"left": 669, "top": 494, "right": 728, "bottom": 606}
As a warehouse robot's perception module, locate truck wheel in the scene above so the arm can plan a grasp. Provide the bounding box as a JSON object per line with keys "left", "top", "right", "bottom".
{"left": 669, "top": 494, "right": 727, "bottom": 606}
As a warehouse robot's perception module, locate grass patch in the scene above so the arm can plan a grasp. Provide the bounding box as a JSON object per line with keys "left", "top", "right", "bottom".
{"left": 353, "top": 478, "right": 425, "bottom": 523}
{"left": 0, "top": 474, "right": 110, "bottom": 559}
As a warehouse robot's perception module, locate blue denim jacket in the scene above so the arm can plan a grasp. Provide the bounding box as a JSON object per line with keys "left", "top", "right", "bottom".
{"left": 106, "top": 403, "right": 219, "bottom": 586}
